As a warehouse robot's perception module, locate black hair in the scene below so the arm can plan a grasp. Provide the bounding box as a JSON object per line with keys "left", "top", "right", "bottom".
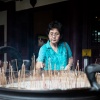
{"left": 46, "top": 21, "right": 63, "bottom": 36}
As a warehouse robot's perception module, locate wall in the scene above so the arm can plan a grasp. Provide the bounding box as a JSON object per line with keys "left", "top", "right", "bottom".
{"left": 0, "top": 11, "right": 7, "bottom": 61}
{"left": 0, "top": 11, "right": 7, "bottom": 46}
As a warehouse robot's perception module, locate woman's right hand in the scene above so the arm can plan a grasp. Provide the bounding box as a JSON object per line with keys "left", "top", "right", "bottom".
{"left": 40, "top": 62, "right": 45, "bottom": 68}
{"left": 36, "top": 62, "right": 45, "bottom": 69}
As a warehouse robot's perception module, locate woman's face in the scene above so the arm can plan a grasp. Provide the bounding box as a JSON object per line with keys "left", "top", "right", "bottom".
{"left": 48, "top": 28, "right": 61, "bottom": 44}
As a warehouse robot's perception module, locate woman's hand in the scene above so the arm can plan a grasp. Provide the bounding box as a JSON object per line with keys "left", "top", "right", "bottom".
{"left": 64, "top": 64, "right": 71, "bottom": 70}
{"left": 36, "top": 62, "right": 45, "bottom": 69}
{"left": 40, "top": 62, "right": 45, "bottom": 68}
{"left": 65, "top": 57, "right": 73, "bottom": 70}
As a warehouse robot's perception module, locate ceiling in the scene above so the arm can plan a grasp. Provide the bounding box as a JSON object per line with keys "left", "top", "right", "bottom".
{"left": 0, "top": 0, "right": 14, "bottom": 2}
{"left": 0, "top": 0, "right": 22, "bottom": 2}
{"left": 0, "top": 0, "right": 17, "bottom": 11}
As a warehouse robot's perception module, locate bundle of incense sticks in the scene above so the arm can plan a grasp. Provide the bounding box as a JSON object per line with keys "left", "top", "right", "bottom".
{"left": 0, "top": 69, "right": 96, "bottom": 90}
{"left": 0, "top": 67, "right": 7, "bottom": 86}
{"left": 30, "top": 53, "right": 36, "bottom": 77}
{"left": 0, "top": 58, "right": 100, "bottom": 90}
{"left": 21, "top": 62, "right": 26, "bottom": 87}
{"left": 76, "top": 60, "right": 80, "bottom": 72}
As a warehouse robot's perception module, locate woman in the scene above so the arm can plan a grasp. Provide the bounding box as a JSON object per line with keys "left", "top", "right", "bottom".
{"left": 36, "top": 21, "right": 73, "bottom": 70}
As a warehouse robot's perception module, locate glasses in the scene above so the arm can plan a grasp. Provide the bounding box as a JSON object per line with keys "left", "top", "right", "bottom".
{"left": 49, "top": 32, "right": 60, "bottom": 37}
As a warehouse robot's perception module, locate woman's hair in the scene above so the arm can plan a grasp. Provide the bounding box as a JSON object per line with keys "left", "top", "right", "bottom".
{"left": 46, "top": 21, "right": 63, "bottom": 36}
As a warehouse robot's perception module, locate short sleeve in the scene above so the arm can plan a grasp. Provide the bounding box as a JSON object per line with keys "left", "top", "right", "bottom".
{"left": 65, "top": 42, "right": 72, "bottom": 58}
{"left": 37, "top": 45, "right": 46, "bottom": 62}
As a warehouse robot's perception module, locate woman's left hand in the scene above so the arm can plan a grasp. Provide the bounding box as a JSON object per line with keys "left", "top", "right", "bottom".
{"left": 64, "top": 64, "right": 71, "bottom": 70}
